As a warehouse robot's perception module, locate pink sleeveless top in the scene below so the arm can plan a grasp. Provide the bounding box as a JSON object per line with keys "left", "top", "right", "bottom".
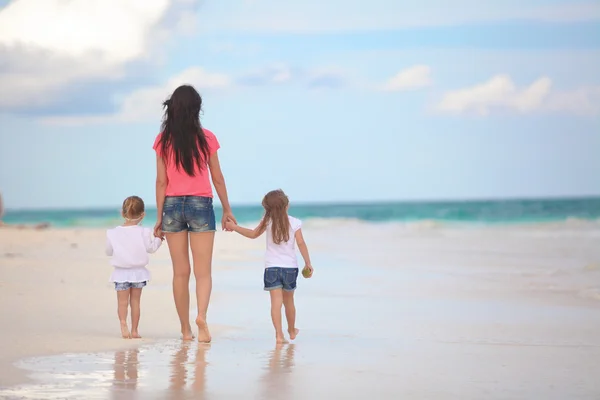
{"left": 152, "top": 129, "right": 220, "bottom": 198}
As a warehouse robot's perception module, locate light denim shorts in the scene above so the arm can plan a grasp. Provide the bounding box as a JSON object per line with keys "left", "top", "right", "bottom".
{"left": 264, "top": 267, "right": 299, "bottom": 292}
{"left": 115, "top": 281, "right": 147, "bottom": 291}
{"left": 162, "top": 196, "right": 216, "bottom": 233}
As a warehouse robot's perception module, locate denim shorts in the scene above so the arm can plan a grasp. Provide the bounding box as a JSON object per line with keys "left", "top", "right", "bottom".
{"left": 115, "top": 281, "right": 147, "bottom": 291}
{"left": 264, "top": 267, "right": 299, "bottom": 292}
{"left": 162, "top": 196, "right": 216, "bottom": 233}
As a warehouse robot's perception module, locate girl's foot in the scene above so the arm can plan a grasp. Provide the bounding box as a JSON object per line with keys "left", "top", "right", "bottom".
{"left": 195, "top": 318, "right": 211, "bottom": 343}
{"left": 131, "top": 330, "right": 142, "bottom": 339}
{"left": 120, "top": 321, "right": 131, "bottom": 339}
{"left": 288, "top": 328, "right": 299, "bottom": 340}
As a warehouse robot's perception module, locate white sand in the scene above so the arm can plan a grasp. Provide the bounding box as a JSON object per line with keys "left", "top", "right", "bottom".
{"left": 1, "top": 221, "right": 600, "bottom": 398}
{"left": 0, "top": 228, "right": 242, "bottom": 386}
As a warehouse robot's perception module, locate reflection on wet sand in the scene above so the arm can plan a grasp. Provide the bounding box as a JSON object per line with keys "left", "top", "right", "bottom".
{"left": 111, "top": 348, "right": 139, "bottom": 397}
{"left": 259, "top": 344, "right": 295, "bottom": 399}
{"left": 169, "top": 342, "right": 189, "bottom": 390}
{"left": 169, "top": 342, "right": 210, "bottom": 397}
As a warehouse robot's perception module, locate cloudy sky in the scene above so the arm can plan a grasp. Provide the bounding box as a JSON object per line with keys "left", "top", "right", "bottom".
{"left": 0, "top": 0, "right": 599, "bottom": 209}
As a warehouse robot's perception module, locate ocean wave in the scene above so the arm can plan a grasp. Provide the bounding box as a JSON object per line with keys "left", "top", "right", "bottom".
{"left": 301, "top": 217, "right": 448, "bottom": 231}
{"left": 584, "top": 263, "right": 600, "bottom": 271}
{"left": 301, "top": 217, "right": 367, "bottom": 229}
{"left": 403, "top": 219, "right": 445, "bottom": 230}
{"left": 578, "top": 287, "right": 600, "bottom": 301}
{"left": 4, "top": 201, "right": 600, "bottom": 229}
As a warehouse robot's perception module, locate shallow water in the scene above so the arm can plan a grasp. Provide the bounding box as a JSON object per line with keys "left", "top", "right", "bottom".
{"left": 3, "top": 325, "right": 600, "bottom": 399}
{"left": 2, "top": 242, "right": 600, "bottom": 399}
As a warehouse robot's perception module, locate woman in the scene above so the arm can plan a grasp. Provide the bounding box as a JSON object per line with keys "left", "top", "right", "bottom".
{"left": 153, "top": 85, "right": 236, "bottom": 343}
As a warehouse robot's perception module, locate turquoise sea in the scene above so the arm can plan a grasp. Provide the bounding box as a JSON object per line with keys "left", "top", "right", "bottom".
{"left": 3, "top": 197, "right": 599, "bottom": 228}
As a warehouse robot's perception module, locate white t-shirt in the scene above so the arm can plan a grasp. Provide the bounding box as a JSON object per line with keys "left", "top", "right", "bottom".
{"left": 265, "top": 215, "right": 302, "bottom": 269}
{"left": 105, "top": 225, "right": 162, "bottom": 283}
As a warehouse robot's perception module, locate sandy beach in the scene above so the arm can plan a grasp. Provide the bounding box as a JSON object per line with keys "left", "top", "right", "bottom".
{"left": 1, "top": 220, "right": 600, "bottom": 399}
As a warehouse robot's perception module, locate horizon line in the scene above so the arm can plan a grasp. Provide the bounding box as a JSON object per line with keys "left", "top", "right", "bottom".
{"left": 5, "top": 194, "right": 600, "bottom": 213}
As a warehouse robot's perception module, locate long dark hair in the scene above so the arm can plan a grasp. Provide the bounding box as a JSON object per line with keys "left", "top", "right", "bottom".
{"left": 157, "top": 85, "right": 210, "bottom": 176}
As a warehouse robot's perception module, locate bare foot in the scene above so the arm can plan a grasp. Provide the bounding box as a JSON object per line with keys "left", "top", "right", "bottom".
{"left": 288, "top": 328, "right": 299, "bottom": 340}
{"left": 120, "top": 321, "right": 131, "bottom": 339}
{"left": 195, "top": 318, "right": 211, "bottom": 343}
{"left": 181, "top": 325, "right": 194, "bottom": 341}
{"left": 276, "top": 335, "right": 289, "bottom": 344}
{"left": 131, "top": 331, "right": 142, "bottom": 339}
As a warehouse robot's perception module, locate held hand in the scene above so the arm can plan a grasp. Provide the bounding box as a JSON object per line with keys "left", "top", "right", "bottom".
{"left": 224, "top": 218, "right": 237, "bottom": 232}
{"left": 153, "top": 220, "right": 164, "bottom": 239}
{"left": 222, "top": 211, "right": 237, "bottom": 231}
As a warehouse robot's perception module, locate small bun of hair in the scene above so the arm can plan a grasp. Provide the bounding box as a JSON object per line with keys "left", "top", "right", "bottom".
{"left": 122, "top": 196, "right": 145, "bottom": 220}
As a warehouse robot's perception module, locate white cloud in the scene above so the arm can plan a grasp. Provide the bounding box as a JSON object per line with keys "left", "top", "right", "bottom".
{"left": 383, "top": 65, "right": 432, "bottom": 91}
{"left": 437, "top": 75, "right": 600, "bottom": 116}
{"left": 305, "top": 67, "right": 347, "bottom": 89}
{"left": 207, "top": 41, "right": 263, "bottom": 57}
{"left": 42, "top": 67, "right": 232, "bottom": 125}
{"left": 40, "top": 63, "right": 353, "bottom": 124}
{"left": 0, "top": 0, "right": 197, "bottom": 110}
{"left": 0, "top": 0, "right": 169, "bottom": 62}
{"left": 199, "top": 0, "right": 600, "bottom": 33}
{"left": 175, "top": 12, "right": 200, "bottom": 35}
{"left": 0, "top": 48, "right": 123, "bottom": 109}
{"left": 545, "top": 86, "right": 600, "bottom": 116}
{"left": 237, "top": 63, "right": 293, "bottom": 85}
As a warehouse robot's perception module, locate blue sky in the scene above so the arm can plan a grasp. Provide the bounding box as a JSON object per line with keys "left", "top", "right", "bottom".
{"left": 0, "top": 0, "right": 599, "bottom": 209}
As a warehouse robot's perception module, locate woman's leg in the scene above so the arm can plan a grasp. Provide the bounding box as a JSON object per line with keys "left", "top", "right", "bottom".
{"left": 269, "top": 289, "right": 287, "bottom": 344}
{"left": 282, "top": 291, "right": 299, "bottom": 340}
{"left": 130, "top": 288, "right": 143, "bottom": 338}
{"left": 189, "top": 232, "right": 215, "bottom": 343}
{"left": 166, "top": 232, "right": 194, "bottom": 340}
{"left": 117, "top": 288, "right": 131, "bottom": 338}
{"left": 192, "top": 344, "right": 209, "bottom": 393}
{"left": 169, "top": 342, "right": 190, "bottom": 390}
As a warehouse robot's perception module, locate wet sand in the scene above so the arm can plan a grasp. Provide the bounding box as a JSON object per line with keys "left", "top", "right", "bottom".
{"left": 1, "top": 221, "right": 600, "bottom": 399}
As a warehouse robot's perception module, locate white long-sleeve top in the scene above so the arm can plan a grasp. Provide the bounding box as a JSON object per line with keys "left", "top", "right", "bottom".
{"left": 105, "top": 225, "right": 162, "bottom": 283}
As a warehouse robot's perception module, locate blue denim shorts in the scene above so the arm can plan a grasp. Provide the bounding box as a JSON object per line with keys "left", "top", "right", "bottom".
{"left": 264, "top": 267, "right": 299, "bottom": 292}
{"left": 162, "top": 196, "right": 216, "bottom": 233}
{"left": 115, "top": 281, "right": 147, "bottom": 291}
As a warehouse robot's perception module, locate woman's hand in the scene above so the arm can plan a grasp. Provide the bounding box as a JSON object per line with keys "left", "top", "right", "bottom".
{"left": 224, "top": 218, "right": 237, "bottom": 232}
{"left": 222, "top": 211, "right": 236, "bottom": 231}
{"left": 153, "top": 219, "right": 164, "bottom": 239}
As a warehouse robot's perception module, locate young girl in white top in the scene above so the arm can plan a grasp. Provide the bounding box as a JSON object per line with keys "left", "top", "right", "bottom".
{"left": 226, "top": 189, "right": 314, "bottom": 344}
{"left": 105, "top": 196, "right": 163, "bottom": 339}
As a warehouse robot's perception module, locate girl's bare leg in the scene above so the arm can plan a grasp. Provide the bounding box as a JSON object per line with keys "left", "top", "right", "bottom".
{"left": 166, "top": 232, "right": 194, "bottom": 340}
{"left": 117, "top": 289, "right": 131, "bottom": 338}
{"left": 269, "top": 289, "right": 287, "bottom": 344}
{"left": 190, "top": 232, "right": 215, "bottom": 343}
{"left": 130, "top": 288, "right": 143, "bottom": 338}
{"left": 282, "top": 291, "right": 299, "bottom": 340}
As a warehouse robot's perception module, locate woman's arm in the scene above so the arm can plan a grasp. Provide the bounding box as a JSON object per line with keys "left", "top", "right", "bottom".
{"left": 208, "top": 151, "right": 236, "bottom": 229}
{"left": 155, "top": 154, "right": 168, "bottom": 237}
